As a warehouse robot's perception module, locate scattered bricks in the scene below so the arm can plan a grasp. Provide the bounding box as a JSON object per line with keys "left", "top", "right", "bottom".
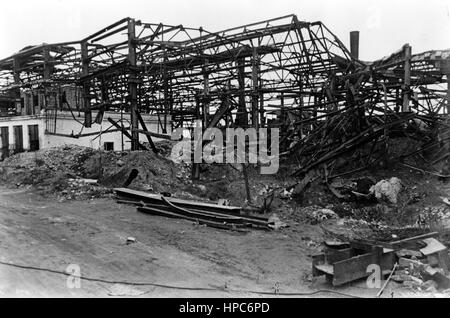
{"left": 398, "top": 257, "right": 425, "bottom": 269}
{"left": 398, "top": 257, "right": 426, "bottom": 279}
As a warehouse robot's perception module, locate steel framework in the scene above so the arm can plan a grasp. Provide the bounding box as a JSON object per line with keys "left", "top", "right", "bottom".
{"left": 0, "top": 14, "right": 449, "bottom": 168}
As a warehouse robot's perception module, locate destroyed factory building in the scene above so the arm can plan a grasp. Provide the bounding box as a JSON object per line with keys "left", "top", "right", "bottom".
{"left": 0, "top": 15, "right": 449, "bottom": 168}
{"left": 1, "top": 14, "right": 450, "bottom": 295}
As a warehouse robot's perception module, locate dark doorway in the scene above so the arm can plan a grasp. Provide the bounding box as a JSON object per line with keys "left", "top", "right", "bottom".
{"left": 28, "top": 124, "right": 39, "bottom": 151}
{"left": 13, "top": 125, "right": 23, "bottom": 154}
{"left": 104, "top": 142, "right": 114, "bottom": 151}
{"left": 0, "top": 126, "right": 9, "bottom": 160}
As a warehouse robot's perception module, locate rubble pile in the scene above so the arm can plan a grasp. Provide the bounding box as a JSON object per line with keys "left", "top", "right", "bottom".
{"left": 320, "top": 218, "right": 427, "bottom": 242}
{"left": 416, "top": 206, "right": 450, "bottom": 229}
{"left": 0, "top": 145, "right": 111, "bottom": 199}
{"left": 98, "top": 151, "right": 176, "bottom": 191}
{"left": 0, "top": 144, "right": 186, "bottom": 200}
{"left": 390, "top": 238, "right": 450, "bottom": 293}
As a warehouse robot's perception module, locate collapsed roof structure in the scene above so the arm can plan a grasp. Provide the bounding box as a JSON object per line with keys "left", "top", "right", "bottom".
{"left": 0, "top": 14, "right": 449, "bottom": 179}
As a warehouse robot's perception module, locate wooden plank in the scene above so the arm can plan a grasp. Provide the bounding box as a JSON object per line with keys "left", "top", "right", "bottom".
{"left": 385, "top": 232, "right": 439, "bottom": 250}
{"left": 419, "top": 238, "right": 447, "bottom": 256}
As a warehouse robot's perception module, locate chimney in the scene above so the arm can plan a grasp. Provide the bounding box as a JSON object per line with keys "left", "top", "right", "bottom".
{"left": 350, "top": 31, "right": 359, "bottom": 59}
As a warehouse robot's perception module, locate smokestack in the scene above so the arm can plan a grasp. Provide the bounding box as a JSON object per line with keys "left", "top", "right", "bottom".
{"left": 350, "top": 31, "right": 359, "bottom": 59}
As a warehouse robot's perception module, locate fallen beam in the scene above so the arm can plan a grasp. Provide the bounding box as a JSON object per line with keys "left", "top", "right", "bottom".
{"left": 116, "top": 196, "right": 270, "bottom": 228}
{"left": 115, "top": 187, "right": 242, "bottom": 215}
{"left": 137, "top": 206, "right": 248, "bottom": 231}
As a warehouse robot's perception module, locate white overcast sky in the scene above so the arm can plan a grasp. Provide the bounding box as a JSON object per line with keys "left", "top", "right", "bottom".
{"left": 0, "top": 0, "right": 449, "bottom": 61}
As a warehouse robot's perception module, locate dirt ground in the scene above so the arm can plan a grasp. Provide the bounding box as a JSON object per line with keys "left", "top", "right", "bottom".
{"left": 0, "top": 185, "right": 439, "bottom": 298}
{"left": 2, "top": 145, "right": 450, "bottom": 298}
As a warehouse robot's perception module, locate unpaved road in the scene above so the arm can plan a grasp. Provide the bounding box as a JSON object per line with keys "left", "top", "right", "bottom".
{"left": 0, "top": 186, "right": 415, "bottom": 298}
